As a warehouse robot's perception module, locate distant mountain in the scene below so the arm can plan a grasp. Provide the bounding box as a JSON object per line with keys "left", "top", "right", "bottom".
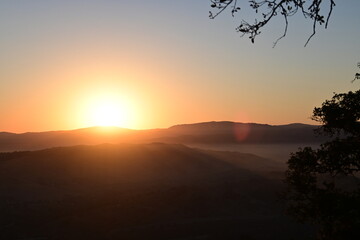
{"left": 0, "top": 143, "right": 310, "bottom": 239}
{"left": 0, "top": 121, "right": 327, "bottom": 152}
{"left": 163, "top": 121, "right": 324, "bottom": 144}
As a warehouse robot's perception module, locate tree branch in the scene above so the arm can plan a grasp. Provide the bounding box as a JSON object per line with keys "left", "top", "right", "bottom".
{"left": 209, "top": 0, "right": 336, "bottom": 46}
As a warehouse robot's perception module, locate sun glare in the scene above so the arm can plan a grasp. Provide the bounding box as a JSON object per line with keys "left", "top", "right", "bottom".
{"left": 92, "top": 101, "right": 125, "bottom": 127}
{"left": 81, "top": 94, "right": 133, "bottom": 128}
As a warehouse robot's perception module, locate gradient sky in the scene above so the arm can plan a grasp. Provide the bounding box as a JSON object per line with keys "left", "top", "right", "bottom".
{"left": 0, "top": 0, "right": 359, "bottom": 133}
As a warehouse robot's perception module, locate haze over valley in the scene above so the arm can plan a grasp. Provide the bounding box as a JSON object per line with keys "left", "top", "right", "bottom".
{"left": 0, "top": 121, "right": 324, "bottom": 159}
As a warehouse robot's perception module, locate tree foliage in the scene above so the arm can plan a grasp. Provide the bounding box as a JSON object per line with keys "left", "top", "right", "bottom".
{"left": 209, "top": 0, "right": 336, "bottom": 46}
{"left": 283, "top": 90, "right": 360, "bottom": 239}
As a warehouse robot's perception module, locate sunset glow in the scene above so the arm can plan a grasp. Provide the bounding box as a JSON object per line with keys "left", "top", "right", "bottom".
{"left": 0, "top": 1, "right": 359, "bottom": 133}
{"left": 0, "top": 2, "right": 359, "bottom": 239}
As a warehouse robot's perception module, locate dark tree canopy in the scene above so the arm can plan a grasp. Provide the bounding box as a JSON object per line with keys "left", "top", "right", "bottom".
{"left": 209, "top": 0, "right": 336, "bottom": 46}
{"left": 283, "top": 90, "right": 360, "bottom": 240}
{"left": 312, "top": 91, "right": 360, "bottom": 136}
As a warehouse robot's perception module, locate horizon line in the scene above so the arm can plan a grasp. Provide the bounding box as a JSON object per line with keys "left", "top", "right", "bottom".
{"left": 0, "top": 120, "right": 319, "bottom": 135}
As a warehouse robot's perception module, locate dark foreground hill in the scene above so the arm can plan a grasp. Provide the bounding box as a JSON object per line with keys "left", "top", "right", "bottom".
{"left": 0, "top": 143, "right": 312, "bottom": 239}
{"left": 0, "top": 121, "right": 327, "bottom": 152}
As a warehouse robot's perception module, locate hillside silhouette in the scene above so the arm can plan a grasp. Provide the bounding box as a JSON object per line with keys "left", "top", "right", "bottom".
{"left": 0, "top": 143, "right": 312, "bottom": 239}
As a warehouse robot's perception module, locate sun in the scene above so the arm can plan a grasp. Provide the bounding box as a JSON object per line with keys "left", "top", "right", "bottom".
{"left": 84, "top": 95, "right": 133, "bottom": 128}
{"left": 92, "top": 101, "right": 125, "bottom": 127}
{"left": 73, "top": 88, "right": 138, "bottom": 129}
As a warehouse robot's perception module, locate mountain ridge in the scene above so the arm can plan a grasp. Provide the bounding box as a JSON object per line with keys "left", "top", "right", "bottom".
{"left": 0, "top": 121, "right": 326, "bottom": 152}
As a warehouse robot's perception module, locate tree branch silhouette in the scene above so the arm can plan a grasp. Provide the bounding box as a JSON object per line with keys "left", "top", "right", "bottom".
{"left": 209, "top": 0, "right": 336, "bottom": 46}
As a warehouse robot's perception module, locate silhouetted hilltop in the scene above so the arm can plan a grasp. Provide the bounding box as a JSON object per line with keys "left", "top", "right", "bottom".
{"left": 170, "top": 121, "right": 270, "bottom": 129}
{"left": 0, "top": 143, "right": 310, "bottom": 239}
{"left": 0, "top": 143, "right": 278, "bottom": 191}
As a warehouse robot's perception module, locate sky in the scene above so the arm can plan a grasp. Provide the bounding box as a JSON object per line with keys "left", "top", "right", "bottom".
{"left": 0, "top": 0, "right": 359, "bottom": 133}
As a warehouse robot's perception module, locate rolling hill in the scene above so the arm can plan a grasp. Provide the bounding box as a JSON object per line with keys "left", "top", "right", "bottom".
{"left": 0, "top": 143, "right": 311, "bottom": 239}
